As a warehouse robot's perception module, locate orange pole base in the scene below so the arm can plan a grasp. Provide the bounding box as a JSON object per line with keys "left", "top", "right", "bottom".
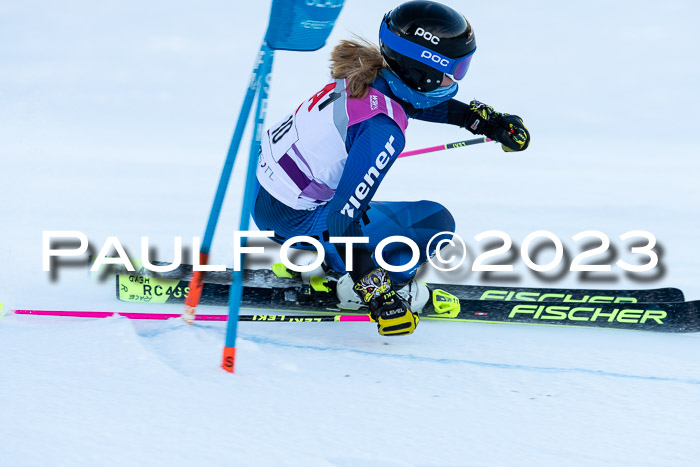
{"left": 222, "top": 346, "right": 236, "bottom": 373}
{"left": 182, "top": 253, "right": 209, "bottom": 325}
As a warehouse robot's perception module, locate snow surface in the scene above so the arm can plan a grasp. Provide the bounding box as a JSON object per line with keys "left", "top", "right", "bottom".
{"left": 2, "top": 0, "right": 700, "bottom": 465}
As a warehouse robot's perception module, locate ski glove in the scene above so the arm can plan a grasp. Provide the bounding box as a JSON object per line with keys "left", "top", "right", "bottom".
{"left": 464, "top": 100, "right": 530, "bottom": 152}
{"left": 353, "top": 267, "right": 419, "bottom": 336}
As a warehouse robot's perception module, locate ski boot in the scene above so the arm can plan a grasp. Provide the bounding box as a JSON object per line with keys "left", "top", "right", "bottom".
{"left": 396, "top": 280, "right": 461, "bottom": 318}
{"left": 337, "top": 274, "right": 461, "bottom": 318}
{"left": 272, "top": 261, "right": 335, "bottom": 283}
{"left": 272, "top": 261, "right": 340, "bottom": 303}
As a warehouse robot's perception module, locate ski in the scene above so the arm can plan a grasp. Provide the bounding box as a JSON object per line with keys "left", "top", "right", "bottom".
{"left": 115, "top": 273, "right": 700, "bottom": 333}
{"left": 110, "top": 260, "right": 685, "bottom": 302}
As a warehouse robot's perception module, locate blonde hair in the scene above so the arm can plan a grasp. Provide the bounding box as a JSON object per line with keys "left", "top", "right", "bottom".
{"left": 330, "top": 38, "right": 387, "bottom": 99}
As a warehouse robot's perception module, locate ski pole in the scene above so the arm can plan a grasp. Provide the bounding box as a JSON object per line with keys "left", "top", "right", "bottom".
{"left": 12, "top": 309, "right": 371, "bottom": 322}
{"left": 398, "top": 136, "right": 493, "bottom": 159}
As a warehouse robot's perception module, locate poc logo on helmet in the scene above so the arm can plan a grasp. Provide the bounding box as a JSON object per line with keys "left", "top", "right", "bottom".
{"left": 420, "top": 50, "right": 449, "bottom": 68}
{"left": 415, "top": 27, "right": 440, "bottom": 44}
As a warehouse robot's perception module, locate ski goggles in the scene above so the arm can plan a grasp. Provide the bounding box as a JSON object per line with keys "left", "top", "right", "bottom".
{"left": 379, "top": 21, "right": 476, "bottom": 80}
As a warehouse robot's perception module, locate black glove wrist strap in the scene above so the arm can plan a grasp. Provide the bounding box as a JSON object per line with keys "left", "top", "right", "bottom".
{"left": 464, "top": 112, "right": 501, "bottom": 138}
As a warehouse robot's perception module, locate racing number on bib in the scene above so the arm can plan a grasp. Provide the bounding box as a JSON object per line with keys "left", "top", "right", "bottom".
{"left": 271, "top": 115, "right": 294, "bottom": 144}
{"left": 306, "top": 82, "right": 341, "bottom": 112}
{"left": 268, "top": 83, "right": 342, "bottom": 163}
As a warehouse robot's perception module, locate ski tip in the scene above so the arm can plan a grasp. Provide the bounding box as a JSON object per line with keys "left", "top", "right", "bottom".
{"left": 222, "top": 346, "right": 236, "bottom": 373}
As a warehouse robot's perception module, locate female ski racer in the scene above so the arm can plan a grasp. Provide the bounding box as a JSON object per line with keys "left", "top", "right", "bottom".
{"left": 253, "top": 0, "right": 530, "bottom": 336}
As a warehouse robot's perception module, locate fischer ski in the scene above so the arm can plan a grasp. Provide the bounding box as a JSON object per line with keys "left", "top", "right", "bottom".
{"left": 110, "top": 261, "right": 685, "bottom": 303}
{"left": 114, "top": 273, "right": 700, "bottom": 333}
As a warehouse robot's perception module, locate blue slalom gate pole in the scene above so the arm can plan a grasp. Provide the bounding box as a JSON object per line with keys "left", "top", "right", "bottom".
{"left": 182, "top": 44, "right": 266, "bottom": 324}
{"left": 201, "top": 45, "right": 267, "bottom": 251}
{"left": 215, "top": 0, "right": 344, "bottom": 372}
{"left": 222, "top": 45, "right": 274, "bottom": 373}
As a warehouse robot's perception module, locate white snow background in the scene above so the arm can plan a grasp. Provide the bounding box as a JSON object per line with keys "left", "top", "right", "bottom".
{"left": 1, "top": 0, "right": 700, "bottom": 465}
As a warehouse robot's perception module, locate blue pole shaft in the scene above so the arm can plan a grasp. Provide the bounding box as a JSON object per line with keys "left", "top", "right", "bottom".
{"left": 200, "top": 44, "right": 266, "bottom": 254}
{"left": 224, "top": 45, "right": 275, "bottom": 351}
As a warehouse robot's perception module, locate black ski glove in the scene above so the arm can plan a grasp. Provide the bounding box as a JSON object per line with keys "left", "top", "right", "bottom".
{"left": 464, "top": 100, "right": 530, "bottom": 152}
